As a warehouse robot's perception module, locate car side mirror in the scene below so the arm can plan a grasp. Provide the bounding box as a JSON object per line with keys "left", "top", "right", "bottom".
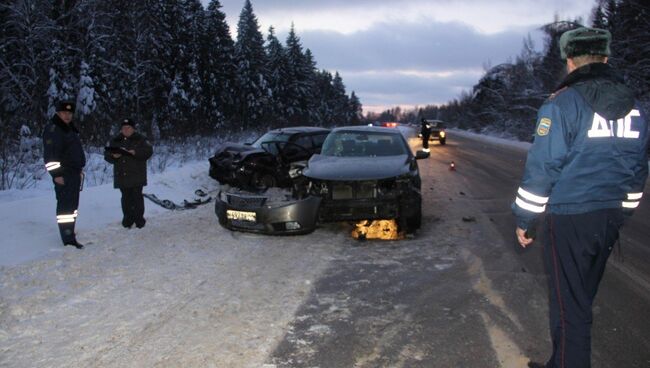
{"left": 415, "top": 150, "right": 430, "bottom": 159}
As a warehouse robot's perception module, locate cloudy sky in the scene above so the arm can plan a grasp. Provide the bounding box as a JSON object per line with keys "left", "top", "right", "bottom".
{"left": 204, "top": 0, "right": 597, "bottom": 113}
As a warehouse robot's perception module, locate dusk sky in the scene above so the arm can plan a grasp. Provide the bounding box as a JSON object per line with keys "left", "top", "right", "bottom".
{"left": 203, "top": 0, "right": 596, "bottom": 113}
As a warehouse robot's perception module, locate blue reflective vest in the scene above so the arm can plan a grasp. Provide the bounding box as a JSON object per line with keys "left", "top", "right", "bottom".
{"left": 513, "top": 63, "right": 648, "bottom": 230}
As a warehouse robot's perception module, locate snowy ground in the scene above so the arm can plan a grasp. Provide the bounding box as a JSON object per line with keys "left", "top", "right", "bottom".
{"left": 0, "top": 157, "right": 354, "bottom": 367}
{"left": 0, "top": 162, "right": 217, "bottom": 266}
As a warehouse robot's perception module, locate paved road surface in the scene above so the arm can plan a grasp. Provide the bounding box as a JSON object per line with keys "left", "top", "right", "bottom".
{"left": 270, "top": 132, "right": 650, "bottom": 367}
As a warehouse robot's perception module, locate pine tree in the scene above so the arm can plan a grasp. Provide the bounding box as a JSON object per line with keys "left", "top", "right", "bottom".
{"left": 302, "top": 49, "right": 318, "bottom": 123}
{"left": 284, "top": 24, "right": 313, "bottom": 124}
{"left": 349, "top": 91, "right": 362, "bottom": 125}
{"left": 605, "top": 0, "right": 650, "bottom": 99}
{"left": 76, "top": 61, "right": 96, "bottom": 119}
{"left": 331, "top": 72, "right": 350, "bottom": 124}
{"left": 313, "top": 70, "right": 334, "bottom": 125}
{"left": 164, "top": 0, "right": 205, "bottom": 136}
{"left": 202, "top": 0, "right": 237, "bottom": 131}
{"left": 0, "top": 0, "right": 53, "bottom": 126}
{"left": 234, "top": 0, "right": 268, "bottom": 130}
{"left": 265, "top": 26, "right": 289, "bottom": 125}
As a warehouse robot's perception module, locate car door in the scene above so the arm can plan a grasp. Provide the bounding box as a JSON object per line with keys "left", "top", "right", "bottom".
{"left": 311, "top": 132, "right": 329, "bottom": 154}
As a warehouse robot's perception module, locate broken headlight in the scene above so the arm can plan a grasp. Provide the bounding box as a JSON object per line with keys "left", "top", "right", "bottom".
{"left": 309, "top": 181, "right": 329, "bottom": 195}
{"left": 288, "top": 167, "right": 303, "bottom": 178}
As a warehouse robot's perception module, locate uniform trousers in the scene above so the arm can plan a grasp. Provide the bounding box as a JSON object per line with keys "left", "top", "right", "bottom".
{"left": 54, "top": 172, "right": 81, "bottom": 244}
{"left": 544, "top": 208, "right": 624, "bottom": 368}
{"left": 422, "top": 133, "right": 430, "bottom": 150}
{"left": 119, "top": 186, "right": 145, "bottom": 227}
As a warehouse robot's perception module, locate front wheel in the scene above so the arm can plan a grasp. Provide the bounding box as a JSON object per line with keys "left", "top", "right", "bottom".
{"left": 400, "top": 197, "right": 422, "bottom": 234}
{"left": 439, "top": 137, "right": 446, "bottom": 145}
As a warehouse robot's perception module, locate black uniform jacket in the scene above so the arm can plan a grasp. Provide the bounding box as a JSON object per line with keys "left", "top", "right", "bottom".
{"left": 104, "top": 132, "right": 153, "bottom": 188}
{"left": 42, "top": 114, "right": 86, "bottom": 178}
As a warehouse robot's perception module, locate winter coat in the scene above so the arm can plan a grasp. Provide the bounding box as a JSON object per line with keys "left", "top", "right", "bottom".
{"left": 104, "top": 132, "right": 153, "bottom": 188}
{"left": 42, "top": 114, "right": 86, "bottom": 178}
{"left": 512, "top": 62, "right": 648, "bottom": 230}
{"left": 421, "top": 121, "right": 431, "bottom": 136}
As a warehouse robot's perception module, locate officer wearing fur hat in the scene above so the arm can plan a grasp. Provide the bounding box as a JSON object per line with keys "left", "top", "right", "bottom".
{"left": 512, "top": 27, "right": 648, "bottom": 368}
{"left": 42, "top": 100, "right": 86, "bottom": 249}
{"left": 104, "top": 118, "right": 153, "bottom": 228}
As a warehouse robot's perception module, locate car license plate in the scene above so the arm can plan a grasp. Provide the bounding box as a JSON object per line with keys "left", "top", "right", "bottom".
{"left": 226, "top": 210, "right": 256, "bottom": 222}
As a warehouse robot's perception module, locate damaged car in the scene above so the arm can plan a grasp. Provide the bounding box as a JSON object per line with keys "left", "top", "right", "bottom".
{"left": 214, "top": 186, "right": 321, "bottom": 235}
{"left": 214, "top": 126, "right": 427, "bottom": 235}
{"left": 298, "top": 126, "right": 427, "bottom": 234}
{"left": 208, "top": 127, "right": 330, "bottom": 190}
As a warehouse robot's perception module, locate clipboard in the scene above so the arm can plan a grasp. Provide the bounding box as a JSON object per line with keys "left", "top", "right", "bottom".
{"left": 104, "top": 146, "right": 133, "bottom": 155}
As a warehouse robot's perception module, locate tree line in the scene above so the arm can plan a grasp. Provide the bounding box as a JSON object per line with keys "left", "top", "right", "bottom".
{"left": 375, "top": 0, "right": 649, "bottom": 141}
{"left": 0, "top": 0, "right": 363, "bottom": 145}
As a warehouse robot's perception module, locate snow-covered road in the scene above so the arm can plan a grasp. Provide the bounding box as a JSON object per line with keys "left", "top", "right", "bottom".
{"left": 1, "top": 184, "right": 348, "bottom": 367}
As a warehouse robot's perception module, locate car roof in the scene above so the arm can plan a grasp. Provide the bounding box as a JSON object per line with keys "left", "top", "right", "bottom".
{"left": 331, "top": 126, "right": 402, "bottom": 134}
{"left": 267, "top": 126, "right": 330, "bottom": 134}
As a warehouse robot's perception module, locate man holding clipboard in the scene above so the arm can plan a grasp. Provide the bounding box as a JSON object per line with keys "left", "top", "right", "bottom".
{"left": 104, "top": 118, "right": 153, "bottom": 228}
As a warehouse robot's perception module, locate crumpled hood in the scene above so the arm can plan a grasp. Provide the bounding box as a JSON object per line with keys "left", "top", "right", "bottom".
{"left": 303, "top": 154, "right": 411, "bottom": 181}
{"left": 557, "top": 63, "right": 635, "bottom": 121}
{"left": 213, "top": 142, "right": 265, "bottom": 160}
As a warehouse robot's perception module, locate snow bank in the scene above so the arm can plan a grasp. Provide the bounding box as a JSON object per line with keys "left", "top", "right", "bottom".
{"left": 1, "top": 161, "right": 216, "bottom": 267}
{"left": 449, "top": 129, "right": 532, "bottom": 151}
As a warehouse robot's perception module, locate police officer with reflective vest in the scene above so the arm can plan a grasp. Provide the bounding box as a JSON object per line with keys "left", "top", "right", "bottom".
{"left": 512, "top": 28, "right": 648, "bottom": 368}
{"left": 43, "top": 101, "right": 86, "bottom": 249}
{"left": 104, "top": 118, "right": 153, "bottom": 228}
{"left": 421, "top": 118, "right": 431, "bottom": 152}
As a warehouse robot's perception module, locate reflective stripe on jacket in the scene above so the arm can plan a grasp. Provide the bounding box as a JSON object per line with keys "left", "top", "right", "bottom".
{"left": 513, "top": 63, "right": 648, "bottom": 229}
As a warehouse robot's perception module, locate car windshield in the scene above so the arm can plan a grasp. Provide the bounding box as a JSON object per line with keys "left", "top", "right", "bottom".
{"left": 320, "top": 131, "right": 408, "bottom": 157}
{"left": 251, "top": 132, "right": 291, "bottom": 154}
{"left": 433, "top": 122, "right": 446, "bottom": 129}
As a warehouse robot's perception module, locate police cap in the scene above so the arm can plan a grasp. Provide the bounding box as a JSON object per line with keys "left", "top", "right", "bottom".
{"left": 55, "top": 100, "right": 75, "bottom": 113}
{"left": 559, "top": 27, "right": 611, "bottom": 59}
{"left": 121, "top": 118, "right": 136, "bottom": 128}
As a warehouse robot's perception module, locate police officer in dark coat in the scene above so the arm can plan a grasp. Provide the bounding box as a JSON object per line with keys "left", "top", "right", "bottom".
{"left": 104, "top": 119, "right": 153, "bottom": 228}
{"left": 512, "top": 27, "right": 648, "bottom": 368}
{"left": 420, "top": 118, "right": 431, "bottom": 152}
{"left": 43, "top": 100, "right": 86, "bottom": 249}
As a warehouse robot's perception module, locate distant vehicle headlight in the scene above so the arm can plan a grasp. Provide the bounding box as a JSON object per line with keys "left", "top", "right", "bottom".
{"left": 439, "top": 131, "right": 446, "bottom": 138}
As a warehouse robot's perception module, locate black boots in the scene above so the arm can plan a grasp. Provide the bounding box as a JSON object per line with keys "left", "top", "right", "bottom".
{"left": 135, "top": 218, "right": 146, "bottom": 229}
{"left": 64, "top": 240, "right": 84, "bottom": 249}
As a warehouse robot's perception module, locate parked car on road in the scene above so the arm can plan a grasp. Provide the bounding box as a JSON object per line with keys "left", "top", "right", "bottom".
{"left": 208, "top": 127, "right": 330, "bottom": 190}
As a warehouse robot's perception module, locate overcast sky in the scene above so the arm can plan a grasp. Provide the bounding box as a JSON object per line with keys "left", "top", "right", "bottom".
{"left": 203, "top": 0, "right": 596, "bottom": 113}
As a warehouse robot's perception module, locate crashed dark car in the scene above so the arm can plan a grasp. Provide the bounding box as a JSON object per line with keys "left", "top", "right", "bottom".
{"left": 208, "top": 127, "right": 330, "bottom": 190}
{"left": 298, "top": 126, "right": 427, "bottom": 233}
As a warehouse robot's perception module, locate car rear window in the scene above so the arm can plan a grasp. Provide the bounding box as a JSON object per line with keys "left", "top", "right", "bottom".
{"left": 321, "top": 131, "right": 408, "bottom": 157}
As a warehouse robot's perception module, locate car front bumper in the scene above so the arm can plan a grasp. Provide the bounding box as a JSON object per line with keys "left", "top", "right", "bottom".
{"left": 215, "top": 190, "right": 321, "bottom": 235}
